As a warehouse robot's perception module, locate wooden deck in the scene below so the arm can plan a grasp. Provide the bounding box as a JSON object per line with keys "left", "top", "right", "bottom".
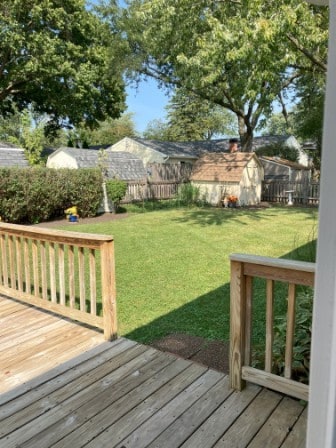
{"left": 0, "top": 296, "right": 307, "bottom": 448}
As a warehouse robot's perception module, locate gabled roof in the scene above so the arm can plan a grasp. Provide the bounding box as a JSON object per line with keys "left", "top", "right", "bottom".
{"left": 49, "top": 147, "right": 146, "bottom": 180}
{"left": 115, "top": 135, "right": 299, "bottom": 159}
{"left": 259, "top": 156, "right": 310, "bottom": 170}
{"left": 190, "top": 153, "right": 261, "bottom": 182}
{"left": 0, "top": 142, "right": 29, "bottom": 168}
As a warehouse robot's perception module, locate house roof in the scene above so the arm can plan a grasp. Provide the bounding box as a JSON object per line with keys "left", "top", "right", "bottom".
{"left": 50, "top": 147, "right": 146, "bottom": 180}
{"left": 0, "top": 142, "right": 29, "bottom": 168}
{"left": 118, "top": 136, "right": 299, "bottom": 159}
{"left": 190, "top": 153, "right": 261, "bottom": 182}
{"left": 259, "top": 156, "right": 310, "bottom": 170}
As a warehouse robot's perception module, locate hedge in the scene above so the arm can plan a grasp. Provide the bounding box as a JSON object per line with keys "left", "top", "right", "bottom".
{"left": 0, "top": 168, "right": 103, "bottom": 224}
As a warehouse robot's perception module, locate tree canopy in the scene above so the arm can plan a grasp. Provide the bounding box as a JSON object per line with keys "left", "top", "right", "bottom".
{"left": 118, "top": 0, "right": 328, "bottom": 151}
{"left": 0, "top": 0, "right": 126, "bottom": 130}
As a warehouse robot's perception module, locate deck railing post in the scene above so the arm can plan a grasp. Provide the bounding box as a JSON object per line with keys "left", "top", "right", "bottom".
{"left": 100, "top": 239, "right": 117, "bottom": 340}
{"left": 230, "top": 259, "right": 246, "bottom": 391}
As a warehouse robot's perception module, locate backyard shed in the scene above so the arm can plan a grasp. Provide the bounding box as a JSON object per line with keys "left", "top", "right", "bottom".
{"left": 0, "top": 142, "right": 29, "bottom": 168}
{"left": 46, "top": 147, "right": 146, "bottom": 181}
{"left": 190, "top": 153, "right": 264, "bottom": 206}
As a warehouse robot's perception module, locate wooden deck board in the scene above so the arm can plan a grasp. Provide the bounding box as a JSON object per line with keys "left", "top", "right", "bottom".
{"left": 0, "top": 296, "right": 307, "bottom": 447}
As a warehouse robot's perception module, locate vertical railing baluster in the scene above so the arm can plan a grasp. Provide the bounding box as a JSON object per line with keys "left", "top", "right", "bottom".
{"left": 8, "top": 235, "right": 15, "bottom": 289}
{"left": 285, "top": 283, "right": 296, "bottom": 379}
{"left": 244, "top": 275, "right": 253, "bottom": 366}
{"left": 0, "top": 234, "right": 8, "bottom": 287}
{"left": 78, "top": 247, "right": 85, "bottom": 312}
{"left": 265, "top": 279, "right": 275, "bottom": 373}
{"left": 89, "top": 248, "right": 96, "bottom": 315}
{"left": 68, "top": 245, "right": 75, "bottom": 308}
{"left": 41, "top": 241, "right": 48, "bottom": 300}
{"left": 15, "top": 236, "right": 23, "bottom": 292}
{"left": 49, "top": 242, "right": 57, "bottom": 303}
{"left": 58, "top": 244, "right": 65, "bottom": 306}
{"left": 23, "top": 238, "right": 31, "bottom": 294}
{"left": 32, "top": 240, "right": 39, "bottom": 297}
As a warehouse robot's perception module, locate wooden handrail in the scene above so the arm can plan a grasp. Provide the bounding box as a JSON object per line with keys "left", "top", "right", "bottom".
{"left": 0, "top": 223, "right": 117, "bottom": 340}
{"left": 230, "top": 253, "right": 315, "bottom": 401}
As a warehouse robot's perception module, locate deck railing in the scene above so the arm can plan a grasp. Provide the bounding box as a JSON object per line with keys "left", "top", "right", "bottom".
{"left": 230, "top": 253, "right": 315, "bottom": 401}
{"left": 0, "top": 223, "right": 117, "bottom": 340}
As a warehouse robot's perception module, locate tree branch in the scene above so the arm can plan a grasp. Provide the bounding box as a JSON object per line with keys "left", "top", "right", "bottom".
{"left": 286, "top": 33, "right": 327, "bottom": 72}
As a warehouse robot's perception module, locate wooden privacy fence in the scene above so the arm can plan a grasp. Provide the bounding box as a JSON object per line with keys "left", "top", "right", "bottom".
{"left": 123, "top": 180, "right": 182, "bottom": 203}
{"left": 0, "top": 223, "right": 117, "bottom": 340}
{"left": 262, "top": 181, "right": 320, "bottom": 205}
{"left": 230, "top": 253, "right": 315, "bottom": 401}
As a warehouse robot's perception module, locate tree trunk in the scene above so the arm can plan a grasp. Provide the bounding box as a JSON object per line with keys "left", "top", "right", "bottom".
{"left": 238, "top": 116, "right": 254, "bottom": 152}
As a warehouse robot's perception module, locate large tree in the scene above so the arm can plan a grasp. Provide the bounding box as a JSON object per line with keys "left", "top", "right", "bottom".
{"left": 165, "top": 88, "right": 237, "bottom": 141}
{"left": 0, "top": 0, "right": 125, "bottom": 130}
{"left": 118, "top": 0, "right": 328, "bottom": 151}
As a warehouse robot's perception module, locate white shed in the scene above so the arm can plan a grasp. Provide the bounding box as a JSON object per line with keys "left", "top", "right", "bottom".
{"left": 190, "top": 153, "right": 264, "bottom": 206}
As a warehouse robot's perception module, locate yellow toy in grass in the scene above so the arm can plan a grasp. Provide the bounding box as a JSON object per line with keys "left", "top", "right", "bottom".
{"left": 65, "top": 206, "right": 79, "bottom": 222}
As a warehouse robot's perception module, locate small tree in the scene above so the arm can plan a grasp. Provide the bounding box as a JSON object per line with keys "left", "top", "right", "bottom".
{"left": 105, "top": 179, "right": 127, "bottom": 213}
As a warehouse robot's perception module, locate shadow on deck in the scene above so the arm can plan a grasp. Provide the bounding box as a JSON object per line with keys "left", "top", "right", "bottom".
{"left": 0, "top": 296, "right": 307, "bottom": 448}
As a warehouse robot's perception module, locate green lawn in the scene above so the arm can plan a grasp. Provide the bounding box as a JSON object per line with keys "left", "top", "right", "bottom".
{"left": 54, "top": 206, "right": 318, "bottom": 344}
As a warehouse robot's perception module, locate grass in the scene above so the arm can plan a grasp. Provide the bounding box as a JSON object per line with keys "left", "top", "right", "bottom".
{"left": 54, "top": 205, "right": 318, "bottom": 344}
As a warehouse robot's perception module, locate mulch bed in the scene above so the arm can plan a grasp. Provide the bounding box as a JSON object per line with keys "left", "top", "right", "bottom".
{"left": 150, "top": 333, "right": 230, "bottom": 374}
{"left": 33, "top": 212, "right": 130, "bottom": 228}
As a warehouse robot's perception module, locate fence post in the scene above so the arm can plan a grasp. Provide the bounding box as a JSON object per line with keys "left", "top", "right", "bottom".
{"left": 230, "top": 259, "right": 246, "bottom": 391}
{"left": 100, "top": 239, "right": 117, "bottom": 340}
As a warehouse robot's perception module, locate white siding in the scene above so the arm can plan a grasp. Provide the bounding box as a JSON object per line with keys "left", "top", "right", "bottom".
{"left": 47, "top": 152, "right": 78, "bottom": 169}
{"left": 110, "top": 137, "right": 166, "bottom": 165}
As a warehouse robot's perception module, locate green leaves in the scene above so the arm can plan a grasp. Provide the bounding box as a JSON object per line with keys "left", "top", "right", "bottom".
{"left": 0, "top": 0, "right": 126, "bottom": 129}
{"left": 118, "top": 0, "right": 328, "bottom": 150}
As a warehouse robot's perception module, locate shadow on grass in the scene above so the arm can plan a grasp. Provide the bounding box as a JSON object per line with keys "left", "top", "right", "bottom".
{"left": 170, "top": 205, "right": 318, "bottom": 227}
{"left": 123, "top": 236, "right": 316, "bottom": 346}
{"left": 125, "top": 282, "right": 231, "bottom": 345}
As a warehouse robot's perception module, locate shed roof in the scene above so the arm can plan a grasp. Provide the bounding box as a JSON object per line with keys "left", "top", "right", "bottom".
{"left": 0, "top": 142, "right": 29, "bottom": 168}
{"left": 50, "top": 147, "right": 146, "bottom": 180}
{"left": 190, "top": 153, "right": 261, "bottom": 182}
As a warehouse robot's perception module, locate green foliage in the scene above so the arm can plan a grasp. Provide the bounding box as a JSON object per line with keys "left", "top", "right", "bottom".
{"left": 272, "top": 289, "right": 313, "bottom": 384}
{"left": 119, "top": 0, "right": 328, "bottom": 150}
{"left": 0, "top": 0, "right": 125, "bottom": 129}
{"left": 255, "top": 142, "right": 299, "bottom": 162}
{"left": 143, "top": 119, "right": 170, "bottom": 140}
{"left": 105, "top": 178, "right": 128, "bottom": 212}
{"left": 177, "top": 183, "right": 201, "bottom": 206}
{"left": 88, "top": 113, "right": 138, "bottom": 145}
{"left": 165, "top": 88, "right": 237, "bottom": 141}
{"left": 0, "top": 168, "right": 103, "bottom": 223}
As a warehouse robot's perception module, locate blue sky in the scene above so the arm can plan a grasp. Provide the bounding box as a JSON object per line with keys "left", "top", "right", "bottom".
{"left": 125, "top": 79, "right": 170, "bottom": 135}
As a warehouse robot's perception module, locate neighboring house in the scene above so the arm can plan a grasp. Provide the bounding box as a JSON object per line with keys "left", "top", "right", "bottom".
{"left": 190, "top": 153, "right": 264, "bottom": 206}
{"left": 110, "top": 137, "right": 199, "bottom": 165}
{"left": 259, "top": 156, "right": 311, "bottom": 182}
{"left": 46, "top": 147, "right": 146, "bottom": 181}
{"left": 47, "top": 147, "right": 147, "bottom": 213}
{"left": 252, "top": 135, "right": 311, "bottom": 167}
{"left": 0, "top": 142, "right": 29, "bottom": 168}
{"left": 110, "top": 135, "right": 311, "bottom": 167}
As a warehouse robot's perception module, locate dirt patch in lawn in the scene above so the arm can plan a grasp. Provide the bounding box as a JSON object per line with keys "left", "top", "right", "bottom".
{"left": 33, "top": 212, "right": 129, "bottom": 228}
{"left": 150, "top": 333, "right": 230, "bottom": 374}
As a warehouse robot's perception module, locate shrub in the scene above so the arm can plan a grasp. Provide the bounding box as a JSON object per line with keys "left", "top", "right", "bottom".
{"left": 105, "top": 179, "right": 127, "bottom": 212}
{"left": 177, "top": 183, "right": 201, "bottom": 206}
{"left": 0, "top": 168, "right": 103, "bottom": 223}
